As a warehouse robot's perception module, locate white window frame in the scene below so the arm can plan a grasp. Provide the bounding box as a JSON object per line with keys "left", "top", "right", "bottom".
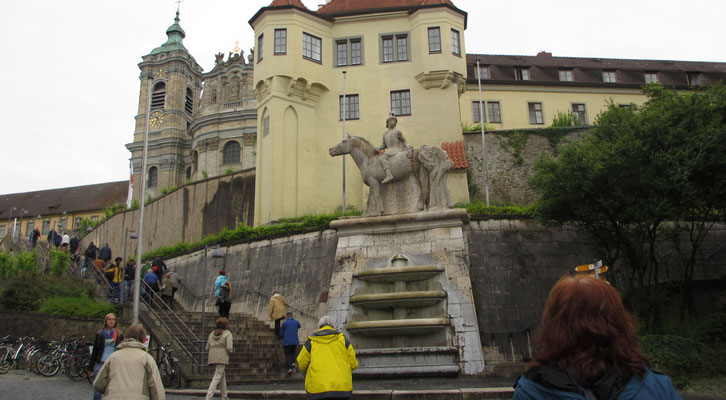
{"left": 644, "top": 72, "right": 658, "bottom": 84}
{"left": 381, "top": 33, "right": 408, "bottom": 63}
{"left": 528, "top": 102, "right": 544, "bottom": 125}
{"left": 339, "top": 94, "right": 360, "bottom": 120}
{"left": 571, "top": 103, "right": 587, "bottom": 125}
{"left": 477, "top": 66, "right": 490, "bottom": 80}
{"left": 391, "top": 90, "right": 411, "bottom": 116}
{"left": 603, "top": 71, "right": 617, "bottom": 83}
{"left": 428, "top": 27, "right": 441, "bottom": 53}
{"left": 303, "top": 32, "right": 322, "bottom": 63}
{"left": 559, "top": 70, "right": 573, "bottom": 82}
{"left": 451, "top": 29, "right": 460, "bottom": 55}
{"left": 274, "top": 29, "right": 287, "bottom": 55}
{"left": 516, "top": 68, "right": 530, "bottom": 81}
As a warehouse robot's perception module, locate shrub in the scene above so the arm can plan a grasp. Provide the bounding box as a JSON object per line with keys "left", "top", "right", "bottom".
{"left": 455, "top": 201, "right": 532, "bottom": 216}
{"left": 0, "top": 250, "right": 38, "bottom": 279}
{"left": 49, "top": 249, "right": 71, "bottom": 277}
{"left": 0, "top": 274, "right": 95, "bottom": 311}
{"left": 692, "top": 312, "right": 726, "bottom": 343}
{"left": 225, "top": 168, "right": 233, "bottom": 174}
{"left": 641, "top": 335, "right": 704, "bottom": 377}
{"left": 551, "top": 110, "right": 579, "bottom": 127}
{"left": 39, "top": 296, "right": 116, "bottom": 318}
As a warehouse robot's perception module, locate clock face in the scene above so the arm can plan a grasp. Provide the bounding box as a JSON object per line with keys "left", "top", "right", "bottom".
{"left": 149, "top": 111, "right": 164, "bottom": 128}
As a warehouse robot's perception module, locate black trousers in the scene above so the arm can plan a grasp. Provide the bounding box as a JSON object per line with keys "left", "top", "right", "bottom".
{"left": 274, "top": 317, "right": 284, "bottom": 339}
{"left": 283, "top": 345, "right": 297, "bottom": 369}
{"left": 218, "top": 301, "right": 231, "bottom": 318}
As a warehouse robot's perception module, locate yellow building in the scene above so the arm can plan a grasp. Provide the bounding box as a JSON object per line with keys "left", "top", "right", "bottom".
{"left": 0, "top": 181, "right": 128, "bottom": 242}
{"left": 249, "top": 0, "right": 471, "bottom": 224}
{"left": 460, "top": 51, "right": 726, "bottom": 129}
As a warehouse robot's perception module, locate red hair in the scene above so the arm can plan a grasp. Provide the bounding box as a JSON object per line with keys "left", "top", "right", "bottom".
{"left": 532, "top": 275, "right": 646, "bottom": 385}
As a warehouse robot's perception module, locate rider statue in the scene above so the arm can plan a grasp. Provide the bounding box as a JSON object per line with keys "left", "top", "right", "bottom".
{"left": 377, "top": 114, "right": 412, "bottom": 183}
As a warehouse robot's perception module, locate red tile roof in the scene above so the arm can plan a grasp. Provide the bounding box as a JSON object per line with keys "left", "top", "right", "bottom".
{"left": 317, "top": 0, "right": 457, "bottom": 16}
{"left": 268, "top": 0, "right": 308, "bottom": 7}
{"left": 441, "top": 141, "right": 467, "bottom": 170}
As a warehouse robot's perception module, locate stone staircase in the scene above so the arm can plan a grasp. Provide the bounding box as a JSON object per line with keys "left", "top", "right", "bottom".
{"left": 145, "top": 304, "right": 298, "bottom": 387}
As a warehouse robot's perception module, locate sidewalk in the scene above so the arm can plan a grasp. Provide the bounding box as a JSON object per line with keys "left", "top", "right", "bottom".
{"left": 167, "top": 375, "right": 517, "bottom": 399}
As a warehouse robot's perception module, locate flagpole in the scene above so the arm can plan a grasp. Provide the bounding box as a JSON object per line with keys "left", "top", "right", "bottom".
{"left": 476, "top": 59, "right": 490, "bottom": 206}
{"left": 341, "top": 70, "right": 347, "bottom": 213}
{"left": 133, "top": 75, "right": 153, "bottom": 324}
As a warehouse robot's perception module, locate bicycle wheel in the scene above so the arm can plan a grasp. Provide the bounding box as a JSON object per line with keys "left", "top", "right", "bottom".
{"left": 158, "top": 358, "right": 173, "bottom": 387}
{"left": 170, "top": 360, "right": 181, "bottom": 388}
{"left": 37, "top": 353, "right": 61, "bottom": 377}
{"left": 64, "top": 353, "right": 83, "bottom": 381}
{"left": 0, "top": 346, "right": 11, "bottom": 374}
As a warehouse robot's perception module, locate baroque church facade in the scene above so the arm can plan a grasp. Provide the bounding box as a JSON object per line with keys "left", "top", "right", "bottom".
{"left": 126, "top": 12, "right": 257, "bottom": 201}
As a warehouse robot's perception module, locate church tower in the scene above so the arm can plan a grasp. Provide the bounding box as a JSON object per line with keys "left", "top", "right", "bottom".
{"left": 127, "top": 11, "right": 203, "bottom": 200}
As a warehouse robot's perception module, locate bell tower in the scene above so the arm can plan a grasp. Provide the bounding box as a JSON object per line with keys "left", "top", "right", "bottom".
{"left": 126, "top": 11, "right": 203, "bottom": 200}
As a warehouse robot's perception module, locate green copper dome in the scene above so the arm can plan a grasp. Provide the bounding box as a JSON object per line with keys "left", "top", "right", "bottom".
{"left": 148, "top": 11, "right": 189, "bottom": 55}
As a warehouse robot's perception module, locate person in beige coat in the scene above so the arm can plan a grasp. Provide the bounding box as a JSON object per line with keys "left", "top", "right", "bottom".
{"left": 268, "top": 291, "right": 288, "bottom": 339}
{"left": 92, "top": 324, "right": 165, "bottom": 400}
{"left": 206, "top": 317, "right": 233, "bottom": 400}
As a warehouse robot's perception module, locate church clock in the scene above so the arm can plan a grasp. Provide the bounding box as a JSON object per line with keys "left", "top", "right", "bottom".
{"left": 149, "top": 110, "right": 164, "bottom": 128}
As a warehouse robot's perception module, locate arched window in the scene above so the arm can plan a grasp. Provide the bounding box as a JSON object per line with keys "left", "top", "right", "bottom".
{"left": 151, "top": 82, "right": 166, "bottom": 109}
{"left": 192, "top": 150, "right": 199, "bottom": 172}
{"left": 147, "top": 166, "right": 158, "bottom": 188}
{"left": 222, "top": 141, "right": 240, "bottom": 164}
{"left": 185, "top": 87, "right": 194, "bottom": 114}
{"left": 185, "top": 166, "right": 192, "bottom": 179}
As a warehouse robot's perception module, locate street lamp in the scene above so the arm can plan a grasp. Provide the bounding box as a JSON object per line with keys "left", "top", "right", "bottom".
{"left": 199, "top": 244, "right": 224, "bottom": 373}
{"left": 7, "top": 206, "right": 17, "bottom": 237}
{"left": 122, "top": 229, "right": 138, "bottom": 303}
{"left": 16, "top": 209, "right": 28, "bottom": 239}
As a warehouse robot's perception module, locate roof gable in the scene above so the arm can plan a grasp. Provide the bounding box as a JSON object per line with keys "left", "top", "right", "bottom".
{"left": 317, "top": 0, "right": 458, "bottom": 16}
{"left": 268, "top": 0, "right": 307, "bottom": 7}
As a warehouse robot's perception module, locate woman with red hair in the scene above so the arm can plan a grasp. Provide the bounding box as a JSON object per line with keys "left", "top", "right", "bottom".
{"left": 513, "top": 275, "right": 680, "bottom": 399}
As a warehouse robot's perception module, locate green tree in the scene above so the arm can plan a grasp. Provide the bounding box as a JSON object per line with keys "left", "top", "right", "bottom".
{"left": 530, "top": 84, "right": 726, "bottom": 322}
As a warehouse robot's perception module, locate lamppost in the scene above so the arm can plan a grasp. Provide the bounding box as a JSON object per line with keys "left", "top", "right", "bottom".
{"left": 16, "top": 209, "right": 28, "bottom": 239}
{"left": 7, "top": 206, "right": 16, "bottom": 237}
{"left": 122, "top": 229, "right": 138, "bottom": 303}
{"left": 198, "top": 244, "right": 224, "bottom": 373}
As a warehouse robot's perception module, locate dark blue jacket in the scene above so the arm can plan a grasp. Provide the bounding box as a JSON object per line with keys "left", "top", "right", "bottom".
{"left": 99, "top": 245, "right": 112, "bottom": 262}
{"left": 280, "top": 317, "right": 301, "bottom": 346}
{"left": 514, "top": 367, "right": 681, "bottom": 400}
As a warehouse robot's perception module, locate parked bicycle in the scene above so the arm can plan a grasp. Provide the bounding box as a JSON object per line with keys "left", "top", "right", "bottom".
{"left": 152, "top": 339, "right": 181, "bottom": 388}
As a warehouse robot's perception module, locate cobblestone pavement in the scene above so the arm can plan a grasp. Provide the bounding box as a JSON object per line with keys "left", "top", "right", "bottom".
{"left": 0, "top": 369, "right": 190, "bottom": 400}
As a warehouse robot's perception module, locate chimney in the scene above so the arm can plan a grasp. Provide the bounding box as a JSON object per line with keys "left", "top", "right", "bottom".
{"left": 536, "top": 51, "right": 552, "bottom": 57}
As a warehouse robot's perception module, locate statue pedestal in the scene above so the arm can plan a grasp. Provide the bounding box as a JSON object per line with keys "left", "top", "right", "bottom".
{"left": 373, "top": 175, "right": 422, "bottom": 215}
{"left": 327, "top": 209, "right": 485, "bottom": 376}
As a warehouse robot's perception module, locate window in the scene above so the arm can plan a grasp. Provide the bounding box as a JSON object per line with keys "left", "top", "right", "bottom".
{"left": 58, "top": 218, "right": 66, "bottom": 230}
{"left": 687, "top": 72, "right": 701, "bottom": 86}
{"left": 603, "top": 71, "right": 617, "bottom": 83}
{"left": 185, "top": 88, "right": 194, "bottom": 114}
{"left": 572, "top": 103, "right": 587, "bottom": 125}
{"left": 42, "top": 220, "right": 49, "bottom": 235}
{"left": 339, "top": 94, "right": 360, "bottom": 120}
{"left": 473, "top": 101, "right": 501, "bottom": 124}
{"left": 451, "top": 29, "right": 460, "bottom": 55}
{"left": 559, "top": 70, "right": 573, "bottom": 82}
{"left": 26, "top": 221, "right": 33, "bottom": 235}
{"left": 263, "top": 115, "right": 270, "bottom": 137}
{"left": 381, "top": 34, "right": 408, "bottom": 62}
{"left": 192, "top": 150, "right": 198, "bottom": 172}
{"left": 487, "top": 102, "right": 501, "bottom": 123}
{"left": 257, "top": 34, "right": 264, "bottom": 61}
{"left": 336, "top": 38, "right": 362, "bottom": 66}
{"left": 147, "top": 166, "right": 158, "bottom": 188}
{"left": 303, "top": 33, "right": 322, "bottom": 62}
{"left": 75, "top": 217, "right": 82, "bottom": 228}
{"left": 223, "top": 141, "right": 241, "bottom": 164}
{"left": 91, "top": 216, "right": 99, "bottom": 222}
{"left": 428, "top": 27, "right": 441, "bottom": 53}
{"left": 472, "top": 101, "right": 485, "bottom": 123}
{"left": 390, "top": 90, "right": 411, "bottom": 116}
{"left": 528, "top": 102, "right": 544, "bottom": 124}
{"left": 274, "top": 29, "right": 287, "bottom": 54}
{"left": 516, "top": 68, "right": 530, "bottom": 81}
{"left": 644, "top": 72, "right": 658, "bottom": 84}
{"left": 0, "top": 225, "right": 4, "bottom": 237}
{"left": 477, "top": 66, "right": 490, "bottom": 80}
{"left": 150, "top": 82, "right": 166, "bottom": 109}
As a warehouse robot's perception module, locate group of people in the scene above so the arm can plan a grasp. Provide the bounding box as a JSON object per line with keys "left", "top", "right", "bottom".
{"left": 88, "top": 273, "right": 681, "bottom": 400}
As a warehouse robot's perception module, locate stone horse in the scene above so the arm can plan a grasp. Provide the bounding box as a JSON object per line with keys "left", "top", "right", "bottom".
{"left": 329, "top": 135, "right": 453, "bottom": 216}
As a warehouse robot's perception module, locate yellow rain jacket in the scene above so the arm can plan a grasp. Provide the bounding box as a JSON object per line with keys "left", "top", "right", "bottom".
{"left": 296, "top": 326, "right": 358, "bottom": 399}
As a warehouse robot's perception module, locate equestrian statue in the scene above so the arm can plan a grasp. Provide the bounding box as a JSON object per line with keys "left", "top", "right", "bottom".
{"left": 329, "top": 115, "right": 454, "bottom": 216}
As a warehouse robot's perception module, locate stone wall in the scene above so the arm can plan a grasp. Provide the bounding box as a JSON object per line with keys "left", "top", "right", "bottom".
{"left": 0, "top": 311, "right": 128, "bottom": 340}
{"left": 464, "top": 128, "right": 587, "bottom": 205}
{"left": 165, "top": 228, "right": 339, "bottom": 340}
{"left": 84, "top": 169, "right": 255, "bottom": 259}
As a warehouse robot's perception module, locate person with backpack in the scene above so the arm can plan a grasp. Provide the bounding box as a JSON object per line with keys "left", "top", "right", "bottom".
{"left": 83, "top": 242, "right": 100, "bottom": 277}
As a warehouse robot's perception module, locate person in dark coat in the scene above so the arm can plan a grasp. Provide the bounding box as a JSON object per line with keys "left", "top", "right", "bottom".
{"left": 30, "top": 228, "right": 40, "bottom": 248}
{"left": 83, "top": 242, "right": 100, "bottom": 277}
{"left": 99, "top": 243, "right": 112, "bottom": 263}
{"left": 53, "top": 231, "right": 62, "bottom": 247}
{"left": 69, "top": 234, "right": 79, "bottom": 254}
{"left": 280, "top": 312, "right": 301, "bottom": 374}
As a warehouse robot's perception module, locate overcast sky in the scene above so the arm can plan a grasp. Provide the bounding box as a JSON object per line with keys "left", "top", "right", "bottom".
{"left": 1, "top": 0, "right": 724, "bottom": 195}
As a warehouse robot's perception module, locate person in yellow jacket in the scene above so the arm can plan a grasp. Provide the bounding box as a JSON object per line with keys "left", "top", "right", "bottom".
{"left": 296, "top": 316, "right": 358, "bottom": 400}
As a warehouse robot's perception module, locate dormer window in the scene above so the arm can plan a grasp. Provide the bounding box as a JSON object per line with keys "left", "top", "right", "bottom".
{"left": 515, "top": 68, "right": 530, "bottom": 81}
{"left": 559, "top": 70, "right": 573, "bottom": 82}
{"left": 644, "top": 72, "right": 658, "bottom": 84}
{"left": 151, "top": 82, "right": 166, "bottom": 109}
{"left": 477, "top": 66, "right": 490, "bottom": 80}
{"left": 687, "top": 72, "right": 702, "bottom": 86}
{"left": 603, "top": 71, "right": 617, "bottom": 83}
